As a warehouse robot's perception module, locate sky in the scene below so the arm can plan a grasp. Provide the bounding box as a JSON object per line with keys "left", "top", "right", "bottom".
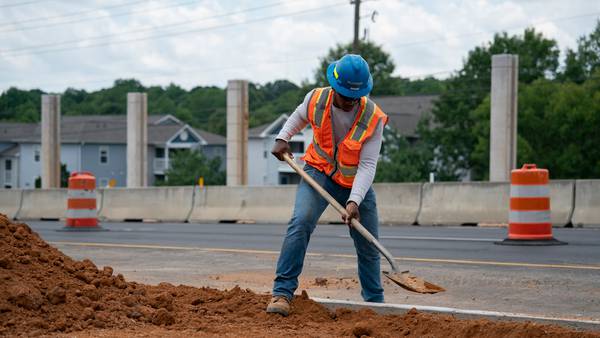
{"left": 0, "top": 0, "right": 599, "bottom": 93}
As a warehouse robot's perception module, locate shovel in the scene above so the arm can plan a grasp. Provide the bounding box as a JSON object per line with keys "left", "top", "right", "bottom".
{"left": 283, "top": 153, "right": 444, "bottom": 294}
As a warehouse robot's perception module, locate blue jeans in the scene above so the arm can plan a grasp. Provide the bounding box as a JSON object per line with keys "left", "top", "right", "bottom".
{"left": 272, "top": 165, "right": 384, "bottom": 303}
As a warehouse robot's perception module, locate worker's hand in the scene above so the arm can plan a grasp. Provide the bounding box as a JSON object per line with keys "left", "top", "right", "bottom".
{"left": 342, "top": 201, "right": 360, "bottom": 227}
{"left": 271, "top": 139, "right": 293, "bottom": 161}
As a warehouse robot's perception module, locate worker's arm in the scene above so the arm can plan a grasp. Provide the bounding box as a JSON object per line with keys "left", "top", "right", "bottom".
{"left": 271, "top": 90, "right": 313, "bottom": 160}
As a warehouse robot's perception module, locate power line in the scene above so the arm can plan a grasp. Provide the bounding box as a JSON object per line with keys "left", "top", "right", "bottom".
{"left": 0, "top": 1, "right": 295, "bottom": 54}
{"left": 0, "top": 1, "right": 346, "bottom": 57}
{"left": 0, "top": 0, "right": 147, "bottom": 27}
{"left": 0, "top": 0, "right": 47, "bottom": 9}
{"left": 0, "top": 0, "right": 203, "bottom": 33}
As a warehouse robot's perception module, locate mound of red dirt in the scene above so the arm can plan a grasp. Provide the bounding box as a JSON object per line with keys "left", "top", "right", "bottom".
{"left": 0, "top": 214, "right": 598, "bottom": 337}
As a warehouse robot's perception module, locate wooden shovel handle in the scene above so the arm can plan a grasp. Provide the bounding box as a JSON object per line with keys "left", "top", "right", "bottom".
{"left": 282, "top": 153, "right": 400, "bottom": 272}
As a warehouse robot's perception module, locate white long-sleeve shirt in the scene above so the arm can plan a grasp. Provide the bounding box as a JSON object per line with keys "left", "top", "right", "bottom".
{"left": 276, "top": 89, "right": 383, "bottom": 206}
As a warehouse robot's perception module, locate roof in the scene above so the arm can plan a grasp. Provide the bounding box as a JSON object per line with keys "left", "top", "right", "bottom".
{"left": 0, "top": 144, "right": 19, "bottom": 157}
{"left": 0, "top": 114, "right": 225, "bottom": 146}
{"left": 0, "top": 122, "right": 37, "bottom": 142}
{"left": 372, "top": 95, "right": 438, "bottom": 137}
{"left": 249, "top": 114, "right": 291, "bottom": 139}
{"left": 194, "top": 129, "right": 226, "bottom": 145}
{"left": 249, "top": 122, "right": 271, "bottom": 137}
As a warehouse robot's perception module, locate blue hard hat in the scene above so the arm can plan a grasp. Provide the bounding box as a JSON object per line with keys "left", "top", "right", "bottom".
{"left": 326, "top": 54, "right": 373, "bottom": 99}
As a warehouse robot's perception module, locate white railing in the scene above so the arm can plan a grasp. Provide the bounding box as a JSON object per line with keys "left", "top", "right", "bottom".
{"left": 153, "top": 158, "right": 170, "bottom": 174}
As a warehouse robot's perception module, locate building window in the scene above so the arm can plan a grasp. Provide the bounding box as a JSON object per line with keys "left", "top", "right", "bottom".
{"left": 155, "top": 148, "right": 165, "bottom": 158}
{"left": 99, "top": 146, "right": 109, "bottom": 164}
{"left": 34, "top": 147, "right": 40, "bottom": 162}
{"left": 279, "top": 173, "right": 300, "bottom": 185}
{"left": 289, "top": 141, "right": 304, "bottom": 153}
{"left": 263, "top": 151, "right": 267, "bottom": 158}
{"left": 279, "top": 175, "right": 288, "bottom": 185}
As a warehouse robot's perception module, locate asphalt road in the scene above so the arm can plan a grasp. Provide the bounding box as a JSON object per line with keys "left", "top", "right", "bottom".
{"left": 28, "top": 221, "right": 600, "bottom": 267}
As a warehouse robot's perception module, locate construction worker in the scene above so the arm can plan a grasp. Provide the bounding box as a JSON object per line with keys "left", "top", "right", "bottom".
{"left": 267, "top": 54, "right": 388, "bottom": 316}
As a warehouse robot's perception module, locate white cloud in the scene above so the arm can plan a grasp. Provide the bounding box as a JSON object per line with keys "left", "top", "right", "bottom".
{"left": 0, "top": 0, "right": 598, "bottom": 92}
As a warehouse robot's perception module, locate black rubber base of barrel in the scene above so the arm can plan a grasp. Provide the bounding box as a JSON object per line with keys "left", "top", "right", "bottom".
{"left": 57, "top": 226, "right": 109, "bottom": 232}
{"left": 494, "top": 238, "right": 567, "bottom": 246}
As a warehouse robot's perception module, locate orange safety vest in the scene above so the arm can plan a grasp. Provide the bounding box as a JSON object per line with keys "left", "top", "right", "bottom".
{"left": 302, "top": 87, "right": 388, "bottom": 188}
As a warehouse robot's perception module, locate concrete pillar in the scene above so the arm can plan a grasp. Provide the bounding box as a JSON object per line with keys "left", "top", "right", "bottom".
{"left": 127, "top": 93, "right": 148, "bottom": 187}
{"left": 41, "top": 95, "right": 61, "bottom": 188}
{"left": 490, "top": 54, "right": 518, "bottom": 182}
{"left": 226, "top": 80, "right": 248, "bottom": 186}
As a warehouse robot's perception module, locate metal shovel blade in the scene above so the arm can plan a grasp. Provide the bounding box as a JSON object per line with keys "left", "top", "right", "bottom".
{"left": 383, "top": 271, "right": 445, "bottom": 294}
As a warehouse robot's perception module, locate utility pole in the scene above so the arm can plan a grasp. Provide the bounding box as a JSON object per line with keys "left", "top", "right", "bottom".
{"left": 352, "top": 0, "right": 361, "bottom": 53}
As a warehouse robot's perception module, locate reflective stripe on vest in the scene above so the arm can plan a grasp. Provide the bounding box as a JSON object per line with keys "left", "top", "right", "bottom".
{"left": 338, "top": 163, "right": 358, "bottom": 177}
{"left": 350, "top": 99, "right": 376, "bottom": 142}
{"left": 312, "top": 136, "right": 335, "bottom": 166}
{"left": 313, "top": 87, "right": 332, "bottom": 126}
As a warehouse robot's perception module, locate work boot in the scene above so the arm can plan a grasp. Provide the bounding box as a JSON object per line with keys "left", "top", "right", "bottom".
{"left": 266, "top": 296, "right": 290, "bottom": 316}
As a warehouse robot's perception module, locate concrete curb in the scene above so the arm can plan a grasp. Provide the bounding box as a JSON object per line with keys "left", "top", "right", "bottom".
{"left": 312, "top": 297, "right": 600, "bottom": 331}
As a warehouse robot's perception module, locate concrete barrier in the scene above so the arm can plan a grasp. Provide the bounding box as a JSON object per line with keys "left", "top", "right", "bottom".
{"left": 319, "top": 183, "right": 422, "bottom": 225}
{"left": 0, "top": 189, "right": 23, "bottom": 219}
{"left": 417, "top": 182, "right": 510, "bottom": 226}
{"left": 572, "top": 180, "right": 600, "bottom": 227}
{"left": 374, "top": 183, "right": 423, "bottom": 225}
{"left": 417, "top": 181, "right": 576, "bottom": 227}
{"left": 9, "top": 180, "right": 586, "bottom": 225}
{"left": 548, "top": 180, "right": 575, "bottom": 227}
{"left": 189, "top": 184, "right": 421, "bottom": 225}
{"left": 189, "top": 185, "right": 297, "bottom": 224}
{"left": 16, "top": 189, "right": 68, "bottom": 220}
{"left": 99, "top": 187, "right": 194, "bottom": 222}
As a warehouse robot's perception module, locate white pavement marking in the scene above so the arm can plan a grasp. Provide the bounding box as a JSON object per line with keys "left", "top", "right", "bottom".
{"left": 340, "top": 235, "right": 500, "bottom": 242}
{"left": 50, "top": 241, "right": 600, "bottom": 271}
{"left": 312, "top": 297, "right": 600, "bottom": 326}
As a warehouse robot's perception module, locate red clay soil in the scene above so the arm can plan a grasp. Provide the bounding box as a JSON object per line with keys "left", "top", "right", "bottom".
{"left": 0, "top": 214, "right": 598, "bottom": 338}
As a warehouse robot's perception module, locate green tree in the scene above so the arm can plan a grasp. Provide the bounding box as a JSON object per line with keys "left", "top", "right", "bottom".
{"left": 471, "top": 70, "right": 600, "bottom": 179}
{"left": 375, "top": 128, "right": 432, "bottom": 182}
{"left": 315, "top": 40, "right": 397, "bottom": 95}
{"left": 249, "top": 80, "right": 306, "bottom": 127}
{"left": 421, "top": 28, "right": 560, "bottom": 181}
{"left": 394, "top": 76, "right": 446, "bottom": 95}
{"left": 181, "top": 86, "right": 226, "bottom": 135}
{"left": 0, "top": 87, "right": 44, "bottom": 122}
{"left": 34, "top": 163, "right": 70, "bottom": 188}
{"left": 561, "top": 20, "right": 600, "bottom": 83}
{"left": 160, "top": 149, "right": 225, "bottom": 186}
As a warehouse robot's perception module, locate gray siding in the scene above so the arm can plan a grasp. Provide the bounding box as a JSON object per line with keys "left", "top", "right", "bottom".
{"left": 19, "top": 143, "right": 80, "bottom": 189}
{"left": 81, "top": 144, "right": 126, "bottom": 188}
{"left": 248, "top": 137, "right": 279, "bottom": 186}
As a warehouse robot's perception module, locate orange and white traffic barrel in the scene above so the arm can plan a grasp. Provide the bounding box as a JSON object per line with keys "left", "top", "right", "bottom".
{"left": 496, "top": 164, "right": 566, "bottom": 246}
{"left": 63, "top": 172, "right": 104, "bottom": 231}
